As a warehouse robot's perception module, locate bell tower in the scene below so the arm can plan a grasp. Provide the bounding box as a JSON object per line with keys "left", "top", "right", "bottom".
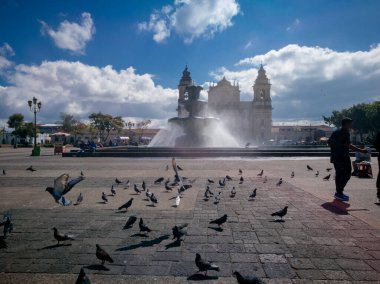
{"left": 252, "top": 65, "right": 272, "bottom": 143}
{"left": 178, "top": 65, "right": 192, "bottom": 102}
{"left": 253, "top": 65, "right": 271, "bottom": 103}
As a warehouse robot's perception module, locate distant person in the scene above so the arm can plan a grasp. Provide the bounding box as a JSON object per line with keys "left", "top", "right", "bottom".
{"left": 352, "top": 143, "right": 371, "bottom": 176}
{"left": 374, "top": 131, "right": 380, "bottom": 201}
{"left": 328, "top": 117, "right": 367, "bottom": 201}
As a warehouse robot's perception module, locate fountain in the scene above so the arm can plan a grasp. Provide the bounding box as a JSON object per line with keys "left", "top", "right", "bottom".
{"left": 149, "top": 72, "right": 240, "bottom": 148}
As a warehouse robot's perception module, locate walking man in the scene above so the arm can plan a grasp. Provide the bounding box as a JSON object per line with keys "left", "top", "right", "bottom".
{"left": 374, "top": 131, "right": 380, "bottom": 201}
{"left": 328, "top": 117, "right": 367, "bottom": 201}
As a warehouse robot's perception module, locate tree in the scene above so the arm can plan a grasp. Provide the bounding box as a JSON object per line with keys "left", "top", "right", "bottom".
{"left": 88, "top": 112, "right": 125, "bottom": 143}
{"left": 58, "top": 112, "right": 79, "bottom": 133}
{"left": 136, "top": 119, "right": 151, "bottom": 142}
{"left": 7, "top": 113, "right": 24, "bottom": 130}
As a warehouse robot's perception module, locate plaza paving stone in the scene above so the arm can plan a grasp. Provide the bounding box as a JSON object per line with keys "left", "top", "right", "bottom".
{"left": 0, "top": 148, "right": 380, "bottom": 283}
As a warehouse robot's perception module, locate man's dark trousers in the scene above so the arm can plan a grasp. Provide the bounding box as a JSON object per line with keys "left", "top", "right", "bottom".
{"left": 334, "top": 160, "right": 352, "bottom": 195}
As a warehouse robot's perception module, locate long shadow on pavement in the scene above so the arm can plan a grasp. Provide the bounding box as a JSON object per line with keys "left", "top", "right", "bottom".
{"left": 187, "top": 274, "right": 218, "bottom": 281}
{"left": 321, "top": 199, "right": 350, "bottom": 215}
{"left": 116, "top": 234, "right": 169, "bottom": 251}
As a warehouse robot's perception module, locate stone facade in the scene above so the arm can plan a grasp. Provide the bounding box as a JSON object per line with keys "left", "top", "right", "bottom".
{"left": 176, "top": 65, "right": 272, "bottom": 144}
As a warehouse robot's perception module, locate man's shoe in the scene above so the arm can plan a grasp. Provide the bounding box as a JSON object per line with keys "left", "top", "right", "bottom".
{"left": 334, "top": 192, "right": 349, "bottom": 201}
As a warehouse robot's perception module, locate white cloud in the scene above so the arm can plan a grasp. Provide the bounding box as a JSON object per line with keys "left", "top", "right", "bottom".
{"left": 39, "top": 12, "right": 95, "bottom": 54}
{"left": 0, "top": 43, "right": 15, "bottom": 57}
{"left": 138, "top": 0, "right": 240, "bottom": 44}
{"left": 0, "top": 60, "right": 177, "bottom": 123}
{"left": 211, "top": 44, "right": 380, "bottom": 121}
{"left": 0, "top": 43, "right": 15, "bottom": 70}
{"left": 286, "top": 18, "right": 301, "bottom": 32}
{"left": 244, "top": 40, "right": 253, "bottom": 49}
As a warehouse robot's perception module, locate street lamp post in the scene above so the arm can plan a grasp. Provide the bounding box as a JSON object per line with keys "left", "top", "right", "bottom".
{"left": 28, "top": 97, "right": 42, "bottom": 156}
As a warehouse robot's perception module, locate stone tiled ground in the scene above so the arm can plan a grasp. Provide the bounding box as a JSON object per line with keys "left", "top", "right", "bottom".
{"left": 0, "top": 148, "right": 380, "bottom": 283}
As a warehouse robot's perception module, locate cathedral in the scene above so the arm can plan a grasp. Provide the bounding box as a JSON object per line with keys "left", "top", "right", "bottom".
{"left": 176, "top": 65, "right": 273, "bottom": 144}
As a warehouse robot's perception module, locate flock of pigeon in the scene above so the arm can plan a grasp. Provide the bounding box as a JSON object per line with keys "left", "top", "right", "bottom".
{"left": 0, "top": 160, "right": 333, "bottom": 284}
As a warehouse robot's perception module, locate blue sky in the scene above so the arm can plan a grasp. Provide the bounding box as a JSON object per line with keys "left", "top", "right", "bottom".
{"left": 1, "top": 0, "right": 380, "bottom": 125}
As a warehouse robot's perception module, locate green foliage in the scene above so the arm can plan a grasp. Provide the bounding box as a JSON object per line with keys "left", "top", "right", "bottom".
{"left": 7, "top": 113, "right": 38, "bottom": 139}
{"left": 88, "top": 112, "right": 125, "bottom": 143}
{"left": 323, "top": 101, "right": 380, "bottom": 139}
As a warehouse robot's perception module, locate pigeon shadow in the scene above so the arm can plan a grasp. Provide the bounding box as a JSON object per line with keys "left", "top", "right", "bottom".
{"left": 208, "top": 226, "right": 223, "bottom": 232}
{"left": 0, "top": 237, "right": 7, "bottom": 249}
{"left": 122, "top": 225, "right": 134, "bottom": 230}
{"left": 116, "top": 234, "right": 170, "bottom": 251}
{"left": 203, "top": 198, "right": 209, "bottom": 202}
{"left": 116, "top": 210, "right": 128, "bottom": 214}
{"left": 187, "top": 274, "right": 219, "bottom": 281}
{"left": 131, "top": 233, "right": 149, "bottom": 237}
{"left": 172, "top": 205, "right": 179, "bottom": 208}
{"left": 213, "top": 202, "right": 220, "bottom": 205}
{"left": 248, "top": 199, "right": 255, "bottom": 202}
{"left": 375, "top": 202, "right": 380, "bottom": 206}
{"left": 269, "top": 219, "right": 285, "bottom": 223}
{"left": 84, "top": 264, "right": 109, "bottom": 271}
{"left": 97, "top": 202, "right": 107, "bottom": 204}
{"left": 146, "top": 204, "right": 156, "bottom": 207}
{"left": 168, "top": 196, "right": 177, "bottom": 200}
{"left": 39, "top": 243, "right": 72, "bottom": 250}
{"left": 321, "top": 199, "right": 350, "bottom": 215}
{"left": 165, "top": 239, "right": 181, "bottom": 250}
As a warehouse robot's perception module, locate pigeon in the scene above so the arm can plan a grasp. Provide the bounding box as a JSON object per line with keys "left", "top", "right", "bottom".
{"left": 238, "top": 168, "right": 243, "bottom": 175}
{"left": 134, "top": 184, "right": 141, "bottom": 194}
{"left": 326, "top": 167, "right": 333, "bottom": 172}
{"left": 195, "top": 253, "right": 220, "bottom": 276}
{"left": 75, "top": 192, "right": 83, "bottom": 205}
{"left": 111, "top": 185, "right": 116, "bottom": 196}
{"left": 177, "top": 165, "right": 184, "bottom": 171}
{"left": 123, "top": 215, "right": 137, "bottom": 229}
{"left": 315, "top": 171, "right": 319, "bottom": 177}
{"left": 172, "top": 223, "right": 188, "bottom": 241}
{"left": 307, "top": 165, "right": 313, "bottom": 171}
{"left": 205, "top": 185, "right": 214, "bottom": 196}
{"left": 323, "top": 174, "right": 331, "bottom": 181}
{"left": 26, "top": 165, "right": 36, "bottom": 172}
{"left": 233, "top": 271, "right": 265, "bottom": 284}
{"left": 291, "top": 171, "right": 295, "bottom": 178}
{"left": 209, "top": 214, "right": 227, "bottom": 227}
{"left": 139, "top": 218, "right": 152, "bottom": 233}
{"left": 219, "top": 178, "right": 226, "bottom": 187}
{"left": 96, "top": 244, "right": 114, "bottom": 265}
{"left": 207, "top": 178, "right": 215, "bottom": 184}
{"left": 249, "top": 188, "right": 257, "bottom": 200}
{"left": 75, "top": 268, "right": 91, "bottom": 284}
{"left": 271, "top": 206, "right": 288, "bottom": 220}
{"left": 276, "top": 178, "right": 283, "bottom": 186}
{"left": 0, "top": 213, "right": 13, "bottom": 238}
{"left": 80, "top": 171, "right": 84, "bottom": 177}
{"left": 2, "top": 169, "right": 5, "bottom": 175}
{"left": 102, "top": 192, "right": 108, "bottom": 203}
{"left": 154, "top": 177, "right": 164, "bottom": 184}
{"left": 46, "top": 174, "right": 85, "bottom": 206}
{"left": 149, "top": 193, "right": 158, "bottom": 206}
{"left": 239, "top": 176, "right": 244, "bottom": 184}
{"left": 230, "top": 186, "right": 236, "bottom": 197}
{"left": 214, "top": 192, "right": 222, "bottom": 204}
{"left": 257, "top": 169, "right": 264, "bottom": 177}
{"left": 174, "top": 195, "right": 180, "bottom": 207}
{"left": 142, "top": 181, "right": 147, "bottom": 191}
{"left": 226, "top": 175, "right": 233, "bottom": 181}
{"left": 118, "top": 198, "right": 133, "bottom": 211}
{"left": 145, "top": 189, "right": 153, "bottom": 200}
{"left": 53, "top": 227, "right": 74, "bottom": 245}
{"left": 263, "top": 176, "right": 267, "bottom": 183}
{"left": 115, "top": 178, "right": 122, "bottom": 185}
{"left": 124, "top": 180, "right": 130, "bottom": 189}
{"left": 165, "top": 180, "right": 173, "bottom": 191}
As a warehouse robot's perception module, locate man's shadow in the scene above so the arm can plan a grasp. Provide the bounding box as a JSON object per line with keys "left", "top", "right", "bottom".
{"left": 321, "top": 199, "right": 350, "bottom": 215}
